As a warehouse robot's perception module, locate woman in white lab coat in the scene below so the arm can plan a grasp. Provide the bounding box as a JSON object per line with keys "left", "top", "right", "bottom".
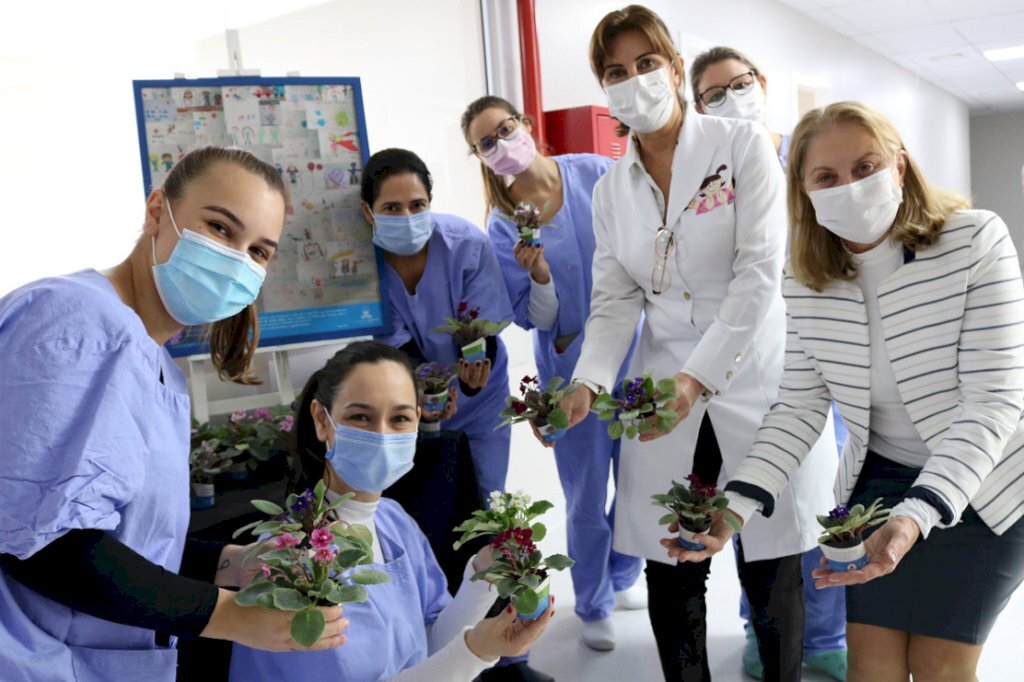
{"left": 559, "top": 6, "right": 837, "bottom": 681}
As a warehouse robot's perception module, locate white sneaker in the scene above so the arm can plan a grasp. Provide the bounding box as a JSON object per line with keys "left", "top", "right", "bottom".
{"left": 581, "top": 617, "right": 616, "bottom": 651}
{"left": 614, "top": 582, "right": 648, "bottom": 610}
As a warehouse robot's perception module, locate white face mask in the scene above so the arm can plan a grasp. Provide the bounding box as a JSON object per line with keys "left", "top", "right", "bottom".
{"left": 713, "top": 83, "right": 767, "bottom": 124}
{"left": 808, "top": 166, "right": 904, "bottom": 245}
{"left": 604, "top": 67, "right": 676, "bottom": 134}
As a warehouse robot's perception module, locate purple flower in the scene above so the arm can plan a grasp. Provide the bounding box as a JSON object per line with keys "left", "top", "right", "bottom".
{"left": 826, "top": 505, "right": 850, "bottom": 523}
{"left": 314, "top": 547, "right": 337, "bottom": 564}
{"left": 310, "top": 527, "right": 333, "bottom": 548}
{"left": 279, "top": 415, "right": 295, "bottom": 433}
{"left": 254, "top": 408, "right": 272, "bottom": 421}
{"left": 290, "top": 489, "right": 316, "bottom": 515}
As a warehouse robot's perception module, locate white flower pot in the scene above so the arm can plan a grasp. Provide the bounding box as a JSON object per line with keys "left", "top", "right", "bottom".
{"left": 819, "top": 539, "right": 869, "bottom": 572}
{"left": 677, "top": 524, "right": 710, "bottom": 551}
{"left": 419, "top": 420, "right": 441, "bottom": 433}
{"left": 191, "top": 482, "right": 215, "bottom": 510}
{"left": 520, "top": 227, "right": 540, "bottom": 247}
{"left": 422, "top": 389, "right": 449, "bottom": 413}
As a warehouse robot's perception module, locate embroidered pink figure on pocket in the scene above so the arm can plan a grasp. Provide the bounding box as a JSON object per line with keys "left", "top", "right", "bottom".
{"left": 692, "top": 164, "right": 736, "bottom": 215}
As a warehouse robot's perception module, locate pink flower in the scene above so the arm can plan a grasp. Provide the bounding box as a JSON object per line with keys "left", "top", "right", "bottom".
{"left": 310, "top": 527, "right": 333, "bottom": 548}
{"left": 275, "top": 533, "right": 300, "bottom": 549}
{"left": 254, "top": 408, "right": 272, "bottom": 421}
{"left": 279, "top": 415, "right": 295, "bottom": 433}
{"left": 230, "top": 410, "right": 247, "bottom": 423}
{"left": 261, "top": 564, "right": 271, "bottom": 579}
{"left": 314, "top": 547, "right": 337, "bottom": 564}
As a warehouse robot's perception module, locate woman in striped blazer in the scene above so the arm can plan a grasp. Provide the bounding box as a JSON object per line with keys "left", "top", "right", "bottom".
{"left": 668, "top": 101, "right": 1024, "bottom": 682}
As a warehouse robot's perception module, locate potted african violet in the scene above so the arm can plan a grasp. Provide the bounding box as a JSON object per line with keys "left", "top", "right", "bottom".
{"left": 188, "top": 440, "right": 233, "bottom": 509}
{"left": 497, "top": 375, "right": 578, "bottom": 443}
{"left": 453, "top": 490, "right": 574, "bottom": 620}
{"left": 592, "top": 373, "right": 677, "bottom": 440}
{"left": 652, "top": 474, "right": 742, "bottom": 550}
{"left": 430, "top": 301, "right": 510, "bottom": 364}
{"left": 415, "top": 361, "right": 458, "bottom": 433}
{"left": 503, "top": 200, "right": 552, "bottom": 247}
{"left": 817, "top": 498, "right": 890, "bottom": 572}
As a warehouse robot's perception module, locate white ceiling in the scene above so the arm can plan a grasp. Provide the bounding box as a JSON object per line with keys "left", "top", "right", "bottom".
{"left": 777, "top": 0, "right": 1024, "bottom": 113}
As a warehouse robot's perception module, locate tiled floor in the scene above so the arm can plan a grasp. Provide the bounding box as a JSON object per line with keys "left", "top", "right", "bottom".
{"left": 501, "top": 358, "right": 1024, "bottom": 681}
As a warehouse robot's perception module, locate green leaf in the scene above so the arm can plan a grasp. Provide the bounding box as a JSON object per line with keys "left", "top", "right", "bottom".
{"left": 543, "top": 553, "right": 575, "bottom": 570}
{"left": 656, "top": 408, "right": 677, "bottom": 420}
{"left": 608, "top": 421, "right": 625, "bottom": 439}
{"left": 231, "top": 519, "right": 264, "bottom": 540}
{"left": 656, "top": 378, "right": 677, "bottom": 394}
{"left": 658, "top": 512, "right": 678, "bottom": 526}
{"left": 334, "top": 548, "right": 369, "bottom": 568}
{"left": 519, "top": 573, "right": 542, "bottom": 589}
{"left": 496, "top": 577, "right": 519, "bottom": 598}
{"left": 250, "top": 499, "right": 285, "bottom": 516}
{"left": 530, "top": 522, "right": 547, "bottom": 542}
{"left": 234, "top": 581, "right": 275, "bottom": 607}
{"left": 327, "top": 584, "right": 368, "bottom": 604}
{"left": 526, "top": 500, "right": 554, "bottom": 517}
{"left": 597, "top": 410, "right": 616, "bottom": 422}
{"left": 513, "top": 588, "right": 540, "bottom": 616}
{"left": 723, "top": 513, "right": 743, "bottom": 533}
{"left": 349, "top": 569, "right": 392, "bottom": 585}
{"left": 252, "top": 520, "right": 287, "bottom": 536}
{"left": 290, "top": 607, "right": 326, "bottom": 648}
{"left": 547, "top": 409, "right": 569, "bottom": 430}
{"left": 657, "top": 417, "right": 676, "bottom": 433}
{"left": 272, "top": 587, "right": 312, "bottom": 611}
{"left": 625, "top": 425, "right": 638, "bottom": 439}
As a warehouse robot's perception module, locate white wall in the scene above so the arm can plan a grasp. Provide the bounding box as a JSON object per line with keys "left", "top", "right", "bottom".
{"left": 533, "top": 0, "right": 972, "bottom": 196}
{"left": 970, "top": 111, "right": 1024, "bottom": 261}
{"left": 0, "top": 0, "right": 488, "bottom": 299}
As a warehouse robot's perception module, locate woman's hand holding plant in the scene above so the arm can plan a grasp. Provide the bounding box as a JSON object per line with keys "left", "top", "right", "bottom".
{"left": 464, "top": 598, "right": 555, "bottom": 660}
{"left": 811, "top": 515, "right": 919, "bottom": 588}
{"left": 513, "top": 241, "right": 551, "bottom": 285}
{"left": 639, "top": 371, "right": 705, "bottom": 442}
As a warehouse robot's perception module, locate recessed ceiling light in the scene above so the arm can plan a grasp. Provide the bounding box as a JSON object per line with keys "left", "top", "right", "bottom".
{"left": 929, "top": 52, "right": 967, "bottom": 62}
{"left": 1017, "top": 82, "right": 1024, "bottom": 92}
{"left": 984, "top": 45, "right": 1024, "bottom": 62}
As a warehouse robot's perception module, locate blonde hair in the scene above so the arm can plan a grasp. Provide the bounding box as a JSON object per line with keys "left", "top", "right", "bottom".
{"left": 788, "top": 101, "right": 970, "bottom": 292}
{"left": 588, "top": 5, "right": 687, "bottom": 137}
{"left": 460, "top": 95, "right": 525, "bottom": 218}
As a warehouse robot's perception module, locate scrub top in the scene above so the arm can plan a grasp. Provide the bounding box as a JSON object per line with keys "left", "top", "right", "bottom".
{"left": 0, "top": 269, "right": 191, "bottom": 682}
{"left": 375, "top": 213, "right": 514, "bottom": 493}
{"left": 229, "top": 498, "right": 452, "bottom": 681}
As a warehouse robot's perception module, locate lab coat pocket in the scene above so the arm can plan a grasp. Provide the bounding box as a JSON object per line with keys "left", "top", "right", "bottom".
{"left": 69, "top": 644, "right": 177, "bottom": 682}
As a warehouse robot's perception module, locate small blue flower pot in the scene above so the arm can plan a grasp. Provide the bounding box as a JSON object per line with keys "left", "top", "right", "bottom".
{"left": 537, "top": 423, "right": 566, "bottom": 443}
{"left": 677, "top": 526, "right": 708, "bottom": 551}
{"left": 519, "top": 228, "right": 540, "bottom": 247}
{"left": 460, "top": 338, "right": 487, "bottom": 364}
{"left": 820, "top": 540, "right": 869, "bottom": 572}
{"left": 517, "top": 578, "right": 551, "bottom": 621}
{"left": 190, "top": 483, "right": 215, "bottom": 510}
{"left": 422, "top": 390, "right": 449, "bottom": 413}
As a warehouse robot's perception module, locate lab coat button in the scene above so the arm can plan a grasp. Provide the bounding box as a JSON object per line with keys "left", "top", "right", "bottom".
{"left": 683, "top": 291, "right": 692, "bottom": 300}
{"left": 734, "top": 353, "right": 742, "bottom": 363}
{"left": 725, "top": 370, "right": 734, "bottom": 380}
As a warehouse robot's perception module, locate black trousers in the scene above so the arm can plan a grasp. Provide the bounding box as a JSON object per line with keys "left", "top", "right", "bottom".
{"left": 645, "top": 415, "right": 805, "bottom": 681}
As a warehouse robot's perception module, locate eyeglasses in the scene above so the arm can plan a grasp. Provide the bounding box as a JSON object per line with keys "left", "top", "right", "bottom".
{"left": 652, "top": 228, "right": 674, "bottom": 295}
{"left": 698, "top": 71, "right": 756, "bottom": 109}
{"left": 472, "top": 116, "right": 521, "bottom": 157}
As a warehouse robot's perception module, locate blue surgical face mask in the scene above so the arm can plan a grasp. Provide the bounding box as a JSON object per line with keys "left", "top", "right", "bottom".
{"left": 152, "top": 201, "right": 267, "bottom": 325}
{"left": 371, "top": 211, "right": 433, "bottom": 256}
{"left": 324, "top": 413, "right": 417, "bottom": 492}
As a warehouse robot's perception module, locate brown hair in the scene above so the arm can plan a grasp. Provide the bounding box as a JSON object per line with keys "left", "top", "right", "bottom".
{"left": 788, "top": 101, "right": 970, "bottom": 291}
{"left": 588, "top": 5, "right": 686, "bottom": 137}
{"left": 162, "top": 146, "right": 288, "bottom": 384}
{"left": 460, "top": 95, "right": 529, "bottom": 218}
{"left": 689, "top": 46, "right": 763, "bottom": 107}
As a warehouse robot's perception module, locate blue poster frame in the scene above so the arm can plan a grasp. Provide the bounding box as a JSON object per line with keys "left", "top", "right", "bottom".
{"left": 132, "top": 76, "right": 392, "bottom": 356}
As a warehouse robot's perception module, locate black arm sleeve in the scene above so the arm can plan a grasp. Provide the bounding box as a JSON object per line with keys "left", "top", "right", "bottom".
{"left": 0, "top": 530, "right": 219, "bottom": 640}
{"left": 179, "top": 538, "right": 229, "bottom": 583}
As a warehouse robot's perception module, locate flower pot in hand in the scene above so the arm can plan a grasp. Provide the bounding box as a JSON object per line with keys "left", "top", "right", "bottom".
{"left": 422, "top": 389, "right": 449, "bottom": 413}
{"left": 460, "top": 337, "right": 487, "bottom": 364}
{"left": 519, "top": 227, "right": 540, "bottom": 247}
{"left": 536, "top": 422, "right": 566, "bottom": 444}
{"left": 677, "top": 521, "right": 710, "bottom": 551}
{"left": 419, "top": 419, "right": 442, "bottom": 435}
{"left": 516, "top": 576, "right": 551, "bottom": 621}
{"left": 819, "top": 537, "right": 869, "bottom": 572}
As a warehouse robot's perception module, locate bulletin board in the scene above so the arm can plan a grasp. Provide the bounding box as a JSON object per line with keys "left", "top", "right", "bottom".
{"left": 133, "top": 76, "right": 392, "bottom": 357}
